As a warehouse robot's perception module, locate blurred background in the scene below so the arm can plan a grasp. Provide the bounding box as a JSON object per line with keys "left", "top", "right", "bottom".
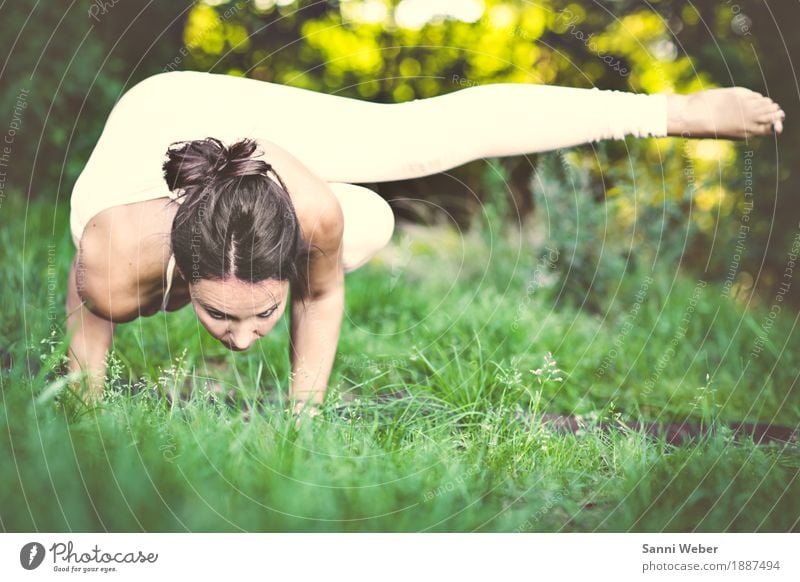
{"left": 2, "top": 0, "right": 798, "bottom": 310}
{"left": 1, "top": 1, "right": 798, "bottom": 533}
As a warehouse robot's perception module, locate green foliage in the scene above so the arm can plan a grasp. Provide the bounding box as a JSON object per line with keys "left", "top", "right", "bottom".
{"left": 531, "top": 148, "right": 634, "bottom": 313}
{"left": 2, "top": 194, "right": 798, "bottom": 532}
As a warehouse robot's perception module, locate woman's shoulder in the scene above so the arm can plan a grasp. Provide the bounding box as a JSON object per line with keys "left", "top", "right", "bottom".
{"left": 76, "top": 198, "right": 176, "bottom": 322}
{"left": 256, "top": 138, "right": 343, "bottom": 242}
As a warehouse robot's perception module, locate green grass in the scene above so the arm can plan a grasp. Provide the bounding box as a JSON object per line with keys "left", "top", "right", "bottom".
{"left": 1, "top": 193, "right": 798, "bottom": 532}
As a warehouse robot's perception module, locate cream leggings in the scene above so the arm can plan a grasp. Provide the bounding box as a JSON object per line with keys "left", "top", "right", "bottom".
{"left": 301, "top": 82, "right": 669, "bottom": 272}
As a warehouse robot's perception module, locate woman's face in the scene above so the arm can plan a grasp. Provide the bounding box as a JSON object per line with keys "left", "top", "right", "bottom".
{"left": 188, "top": 276, "right": 290, "bottom": 351}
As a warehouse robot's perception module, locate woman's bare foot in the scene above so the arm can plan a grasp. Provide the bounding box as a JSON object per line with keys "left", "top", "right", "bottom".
{"left": 666, "top": 87, "right": 785, "bottom": 139}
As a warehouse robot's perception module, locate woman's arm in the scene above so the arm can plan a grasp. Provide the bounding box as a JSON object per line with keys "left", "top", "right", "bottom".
{"left": 65, "top": 254, "right": 116, "bottom": 401}
{"left": 288, "top": 192, "right": 346, "bottom": 415}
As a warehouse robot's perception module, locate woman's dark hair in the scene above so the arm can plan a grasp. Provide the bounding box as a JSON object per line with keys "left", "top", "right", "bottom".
{"left": 163, "top": 136, "right": 313, "bottom": 301}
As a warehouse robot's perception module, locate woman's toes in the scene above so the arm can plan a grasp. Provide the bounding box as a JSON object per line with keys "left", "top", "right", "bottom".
{"left": 754, "top": 104, "right": 778, "bottom": 116}
{"left": 755, "top": 123, "right": 773, "bottom": 137}
{"left": 769, "top": 108, "right": 785, "bottom": 122}
{"left": 680, "top": 87, "right": 784, "bottom": 139}
{"left": 756, "top": 97, "right": 775, "bottom": 110}
{"left": 753, "top": 118, "right": 782, "bottom": 136}
{"left": 753, "top": 101, "right": 784, "bottom": 123}
{"left": 756, "top": 110, "right": 782, "bottom": 123}
{"left": 762, "top": 98, "right": 785, "bottom": 115}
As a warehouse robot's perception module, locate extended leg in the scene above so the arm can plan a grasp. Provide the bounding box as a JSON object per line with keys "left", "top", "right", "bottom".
{"left": 250, "top": 81, "right": 782, "bottom": 183}
{"left": 145, "top": 72, "right": 784, "bottom": 185}
{"left": 258, "top": 83, "right": 672, "bottom": 183}
{"left": 155, "top": 73, "right": 670, "bottom": 183}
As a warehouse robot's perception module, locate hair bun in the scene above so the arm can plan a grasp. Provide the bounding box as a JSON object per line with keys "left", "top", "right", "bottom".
{"left": 163, "top": 137, "right": 269, "bottom": 193}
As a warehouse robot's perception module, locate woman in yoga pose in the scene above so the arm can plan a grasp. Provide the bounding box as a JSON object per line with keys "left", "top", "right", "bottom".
{"left": 66, "top": 70, "right": 785, "bottom": 415}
